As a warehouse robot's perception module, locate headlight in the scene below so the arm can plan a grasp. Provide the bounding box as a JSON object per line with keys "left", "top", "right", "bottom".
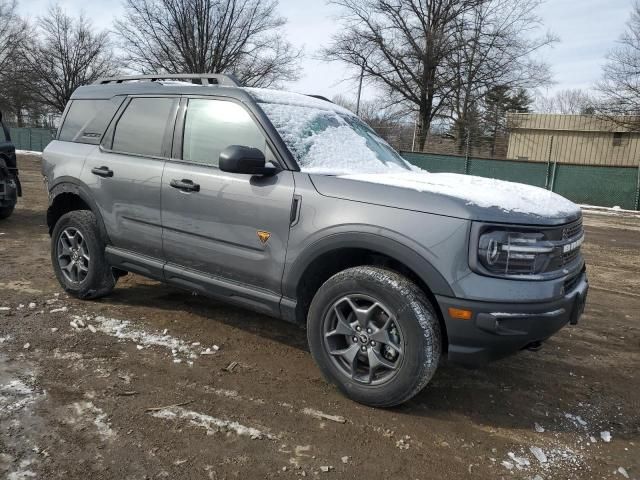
{"left": 478, "top": 229, "right": 557, "bottom": 275}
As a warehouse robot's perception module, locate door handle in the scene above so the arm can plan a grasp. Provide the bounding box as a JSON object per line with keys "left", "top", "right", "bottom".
{"left": 91, "top": 166, "right": 113, "bottom": 178}
{"left": 170, "top": 178, "right": 200, "bottom": 192}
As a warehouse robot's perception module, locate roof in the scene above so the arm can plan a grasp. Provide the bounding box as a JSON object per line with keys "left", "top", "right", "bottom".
{"left": 507, "top": 113, "right": 640, "bottom": 133}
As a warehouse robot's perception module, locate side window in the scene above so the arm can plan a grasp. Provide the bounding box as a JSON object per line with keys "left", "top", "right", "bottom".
{"left": 112, "top": 97, "right": 175, "bottom": 157}
{"left": 182, "top": 99, "right": 267, "bottom": 167}
{"left": 59, "top": 100, "right": 109, "bottom": 142}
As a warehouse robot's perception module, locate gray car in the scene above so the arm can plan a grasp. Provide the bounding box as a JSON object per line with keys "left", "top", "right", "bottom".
{"left": 42, "top": 74, "right": 588, "bottom": 407}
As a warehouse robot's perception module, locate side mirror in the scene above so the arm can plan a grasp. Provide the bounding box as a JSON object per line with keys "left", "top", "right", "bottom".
{"left": 219, "top": 145, "right": 278, "bottom": 176}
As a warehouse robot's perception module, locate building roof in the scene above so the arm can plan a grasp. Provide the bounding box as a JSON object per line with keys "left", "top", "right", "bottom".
{"left": 507, "top": 113, "right": 640, "bottom": 133}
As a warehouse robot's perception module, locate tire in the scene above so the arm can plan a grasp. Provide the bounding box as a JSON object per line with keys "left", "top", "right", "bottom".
{"left": 0, "top": 204, "right": 14, "bottom": 219}
{"left": 51, "top": 210, "right": 116, "bottom": 299}
{"left": 307, "top": 266, "right": 442, "bottom": 408}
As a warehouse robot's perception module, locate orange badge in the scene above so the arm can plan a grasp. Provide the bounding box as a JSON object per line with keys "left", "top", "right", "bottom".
{"left": 257, "top": 231, "right": 271, "bottom": 244}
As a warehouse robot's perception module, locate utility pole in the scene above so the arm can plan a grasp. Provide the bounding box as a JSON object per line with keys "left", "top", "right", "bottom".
{"left": 356, "top": 64, "right": 365, "bottom": 116}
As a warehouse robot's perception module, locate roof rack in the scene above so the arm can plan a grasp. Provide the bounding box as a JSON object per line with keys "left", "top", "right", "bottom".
{"left": 93, "top": 73, "right": 241, "bottom": 87}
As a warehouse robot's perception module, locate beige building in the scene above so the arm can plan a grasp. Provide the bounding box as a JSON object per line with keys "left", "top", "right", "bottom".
{"left": 506, "top": 113, "right": 640, "bottom": 167}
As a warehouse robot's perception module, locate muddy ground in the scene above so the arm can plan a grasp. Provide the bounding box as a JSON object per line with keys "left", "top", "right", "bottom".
{"left": 0, "top": 154, "right": 638, "bottom": 480}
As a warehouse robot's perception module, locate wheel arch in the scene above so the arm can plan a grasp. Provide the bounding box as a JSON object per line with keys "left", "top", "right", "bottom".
{"left": 47, "top": 178, "right": 109, "bottom": 242}
{"left": 283, "top": 232, "right": 453, "bottom": 350}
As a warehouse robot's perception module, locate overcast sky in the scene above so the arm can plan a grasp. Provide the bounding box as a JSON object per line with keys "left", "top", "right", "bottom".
{"left": 21, "top": 0, "right": 634, "bottom": 103}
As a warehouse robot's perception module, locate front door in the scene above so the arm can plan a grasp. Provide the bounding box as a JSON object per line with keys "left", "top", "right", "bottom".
{"left": 161, "top": 98, "right": 295, "bottom": 311}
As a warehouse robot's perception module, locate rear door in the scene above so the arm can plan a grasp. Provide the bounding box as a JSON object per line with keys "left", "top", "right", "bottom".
{"left": 82, "top": 96, "right": 178, "bottom": 261}
{"left": 160, "top": 97, "right": 295, "bottom": 312}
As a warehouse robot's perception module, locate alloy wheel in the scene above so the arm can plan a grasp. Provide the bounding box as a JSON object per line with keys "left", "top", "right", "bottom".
{"left": 322, "top": 294, "right": 404, "bottom": 385}
{"left": 57, "top": 227, "right": 90, "bottom": 284}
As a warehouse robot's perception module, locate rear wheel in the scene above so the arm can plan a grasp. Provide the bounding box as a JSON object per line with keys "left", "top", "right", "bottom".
{"left": 0, "top": 204, "right": 14, "bottom": 219}
{"left": 51, "top": 210, "right": 116, "bottom": 299}
{"left": 307, "top": 266, "right": 441, "bottom": 407}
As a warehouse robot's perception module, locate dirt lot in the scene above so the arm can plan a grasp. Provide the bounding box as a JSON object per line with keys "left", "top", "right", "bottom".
{"left": 1, "top": 154, "right": 639, "bottom": 480}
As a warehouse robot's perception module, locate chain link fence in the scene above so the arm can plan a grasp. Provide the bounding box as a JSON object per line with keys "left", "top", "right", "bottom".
{"left": 7, "top": 127, "right": 56, "bottom": 152}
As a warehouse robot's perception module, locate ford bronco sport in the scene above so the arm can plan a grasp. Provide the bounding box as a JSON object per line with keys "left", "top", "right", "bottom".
{"left": 0, "top": 110, "right": 20, "bottom": 219}
{"left": 42, "top": 74, "right": 588, "bottom": 407}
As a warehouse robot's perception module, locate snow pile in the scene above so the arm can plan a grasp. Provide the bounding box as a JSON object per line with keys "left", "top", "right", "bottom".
{"left": 151, "top": 406, "right": 275, "bottom": 440}
{"left": 340, "top": 171, "right": 579, "bottom": 217}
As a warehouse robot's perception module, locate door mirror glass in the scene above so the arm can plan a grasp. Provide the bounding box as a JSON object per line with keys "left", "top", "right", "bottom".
{"left": 219, "top": 145, "right": 278, "bottom": 176}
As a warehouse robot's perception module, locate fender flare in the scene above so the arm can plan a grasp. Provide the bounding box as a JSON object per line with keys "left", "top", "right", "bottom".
{"left": 282, "top": 230, "right": 455, "bottom": 299}
{"left": 47, "top": 177, "right": 109, "bottom": 241}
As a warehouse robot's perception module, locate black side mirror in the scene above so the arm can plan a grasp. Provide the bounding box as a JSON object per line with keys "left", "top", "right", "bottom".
{"left": 219, "top": 145, "right": 278, "bottom": 176}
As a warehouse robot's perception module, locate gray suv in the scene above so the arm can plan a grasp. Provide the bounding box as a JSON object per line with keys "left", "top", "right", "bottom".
{"left": 42, "top": 74, "right": 588, "bottom": 407}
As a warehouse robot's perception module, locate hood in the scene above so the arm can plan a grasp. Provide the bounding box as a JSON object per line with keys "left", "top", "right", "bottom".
{"left": 310, "top": 171, "right": 582, "bottom": 226}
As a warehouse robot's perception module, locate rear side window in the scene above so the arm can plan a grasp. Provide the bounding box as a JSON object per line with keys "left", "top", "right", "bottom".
{"left": 59, "top": 100, "right": 109, "bottom": 142}
{"left": 112, "top": 97, "right": 175, "bottom": 157}
{"left": 182, "top": 99, "right": 266, "bottom": 167}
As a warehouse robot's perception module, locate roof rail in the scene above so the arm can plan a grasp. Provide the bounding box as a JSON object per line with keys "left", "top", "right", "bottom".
{"left": 306, "top": 94, "right": 334, "bottom": 104}
{"left": 93, "top": 73, "right": 241, "bottom": 87}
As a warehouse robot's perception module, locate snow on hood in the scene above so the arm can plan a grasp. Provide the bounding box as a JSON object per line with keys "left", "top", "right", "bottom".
{"left": 339, "top": 171, "right": 579, "bottom": 218}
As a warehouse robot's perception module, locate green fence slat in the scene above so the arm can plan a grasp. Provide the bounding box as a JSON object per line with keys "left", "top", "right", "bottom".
{"left": 9, "top": 127, "right": 56, "bottom": 152}
{"left": 553, "top": 164, "right": 637, "bottom": 210}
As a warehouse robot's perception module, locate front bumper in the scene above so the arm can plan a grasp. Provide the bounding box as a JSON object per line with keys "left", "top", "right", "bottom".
{"left": 436, "top": 270, "right": 588, "bottom": 365}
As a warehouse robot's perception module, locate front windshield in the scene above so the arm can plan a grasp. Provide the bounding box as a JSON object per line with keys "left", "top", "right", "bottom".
{"left": 258, "top": 102, "right": 412, "bottom": 175}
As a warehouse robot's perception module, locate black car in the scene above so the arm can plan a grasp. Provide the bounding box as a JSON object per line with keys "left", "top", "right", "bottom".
{"left": 0, "top": 110, "right": 20, "bottom": 219}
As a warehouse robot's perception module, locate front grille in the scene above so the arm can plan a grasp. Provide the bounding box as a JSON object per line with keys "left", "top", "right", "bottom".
{"left": 540, "top": 218, "right": 585, "bottom": 273}
{"left": 562, "top": 219, "right": 583, "bottom": 240}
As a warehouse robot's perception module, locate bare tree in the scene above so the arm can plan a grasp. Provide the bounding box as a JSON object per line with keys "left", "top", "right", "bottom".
{"left": 445, "top": 0, "right": 555, "bottom": 152}
{"left": 596, "top": 1, "right": 640, "bottom": 128}
{"left": 332, "top": 94, "right": 412, "bottom": 148}
{"left": 323, "top": 0, "right": 484, "bottom": 150}
{"left": 22, "top": 6, "right": 119, "bottom": 114}
{"left": 0, "top": 0, "right": 34, "bottom": 124}
{"left": 0, "top": 0, "right": 27, "bottom": 73}
{"left": 536, "top": 88, "right": 595, "bottom": 114}
{"left": 114, "top": 0, "right": 301, "bottom": 88}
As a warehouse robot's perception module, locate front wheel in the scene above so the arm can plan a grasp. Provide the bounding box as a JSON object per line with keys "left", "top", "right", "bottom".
{"left": 307, "top": 266, "right": 442, "bottom": 407}
{"left": 51, "top": 210, "right": 116, "bottom": 299}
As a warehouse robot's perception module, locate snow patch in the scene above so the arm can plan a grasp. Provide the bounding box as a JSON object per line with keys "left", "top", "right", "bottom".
{"left": 564, "top": 412, "right": 588, "bottom": 429}
{"left": 529, "top": 446, "right": 548, "bottom": 463}
{"left": 151, "top": 406, "right": 275, "bottom": 440}
{"left": 69, "top": 401, "right": 115, "bottom": 440}
{"left": 15, "top": 150, "right": 42, "bottom": 156}
{"left": 6, "top": 459, "right": 37, "bottom": 479}
{"left": 77, "top": 315, "right": 213, "bottom": 363}
{"left": 340, "top": 171, "right": 579, "bottom": 217}
{"left": 0, "top": 378, "right": 42, "bottom": 416}
{"left": 257, "top": 102, "right": 410, "bottom": 175}
{"left": 246, "top": 88, "right": 353, "bottom": 116}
